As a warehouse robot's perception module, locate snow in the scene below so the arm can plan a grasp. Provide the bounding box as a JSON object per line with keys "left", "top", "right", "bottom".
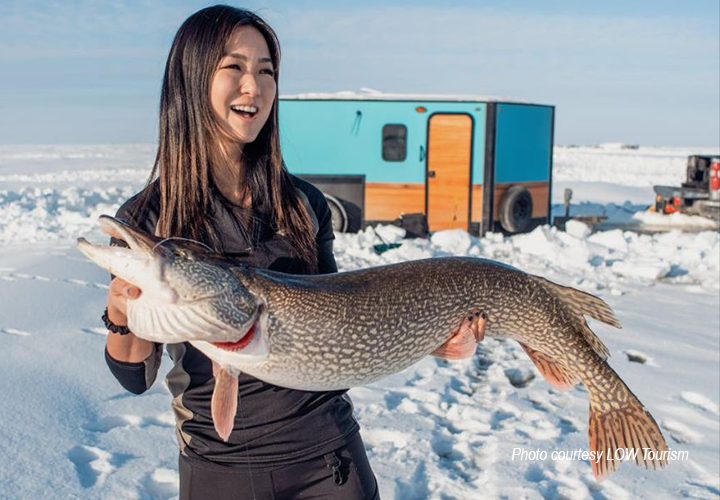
{"left": 0, "top": 145, "right": 719, "bottom": 500}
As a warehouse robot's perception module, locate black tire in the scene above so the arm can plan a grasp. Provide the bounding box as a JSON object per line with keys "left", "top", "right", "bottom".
{"left": 324, "top": 193, "right": 348, "bottom": 232}
{"left": 499, "top": 186, "right": 533, "bottom": 233}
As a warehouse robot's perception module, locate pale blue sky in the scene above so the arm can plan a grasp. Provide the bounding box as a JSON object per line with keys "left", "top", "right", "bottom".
{"left": 0, "top": 0, "right": 718, "bottom": 146}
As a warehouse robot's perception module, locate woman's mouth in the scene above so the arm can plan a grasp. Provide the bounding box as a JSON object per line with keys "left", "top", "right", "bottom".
{"left": 230, "top": 104, "right": 258, "bottom": 120}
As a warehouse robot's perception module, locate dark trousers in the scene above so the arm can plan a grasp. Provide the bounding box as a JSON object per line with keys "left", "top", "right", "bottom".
{"left": 179, "top": 433, "right": 380, "bottom": 500}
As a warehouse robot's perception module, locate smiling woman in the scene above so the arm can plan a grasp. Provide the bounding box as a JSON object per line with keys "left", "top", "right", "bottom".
{"left": 98, "top": 5, "right": 381, "bottom": 500}
{"left": 210, "top": 27, "right": 277, "bottom": 159}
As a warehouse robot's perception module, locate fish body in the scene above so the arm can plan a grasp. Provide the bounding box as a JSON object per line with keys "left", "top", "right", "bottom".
{"left": 221, "top": 258, "right": 575, "bottom": 390}
{"left": 78, "top": 216, "right": 668, "bottom": 480}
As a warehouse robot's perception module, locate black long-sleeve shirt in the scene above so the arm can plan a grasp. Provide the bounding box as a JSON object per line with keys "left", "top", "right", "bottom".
{"left": 104, "top": 176, "right": 358, "bottom": 467}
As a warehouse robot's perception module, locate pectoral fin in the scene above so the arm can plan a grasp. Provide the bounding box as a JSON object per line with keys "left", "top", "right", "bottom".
{"left": 211, "top": 361, "right": 240, "bottom": 442}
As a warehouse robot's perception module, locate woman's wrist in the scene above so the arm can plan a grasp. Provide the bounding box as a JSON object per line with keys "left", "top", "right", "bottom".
{"left": 103, "top": 308, "right": 131, "bottom": 335}
{"left": 106, "top": 331, "right": 154, "bottom": 362}
{"left": 106, "top": 302, "right": 128, "bottom": 324}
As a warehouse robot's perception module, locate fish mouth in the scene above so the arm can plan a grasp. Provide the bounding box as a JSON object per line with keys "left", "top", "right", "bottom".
{"left": 78, "top": 215, "right": 226, "bottom": 304}
{"left": 77, "top": 216, "right": 160, "bottom": 276}
{"left": 77, "top": 215, "right": 178, "bottom": 304}
{"left": 77, "top": 215, "right": 164, "bottom": 265}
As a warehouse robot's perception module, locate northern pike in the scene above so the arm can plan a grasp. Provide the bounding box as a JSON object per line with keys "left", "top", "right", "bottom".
{"left": 78, "top": 215, "right": 669, "bottom": 481}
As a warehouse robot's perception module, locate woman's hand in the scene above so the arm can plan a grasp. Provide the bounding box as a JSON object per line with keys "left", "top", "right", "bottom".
{"left": 431, "top": 311, "right": 488, "bottom": 360}
{"left": 107, "top": 278, "right": 142, "bottom": 326}
{"left": 106, "top": 278, "right": 154, "bottom": 362}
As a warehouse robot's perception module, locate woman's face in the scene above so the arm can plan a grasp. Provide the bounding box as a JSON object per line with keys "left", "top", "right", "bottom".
{"left": 210, "top": 26, "right": 277, "bottom": 149}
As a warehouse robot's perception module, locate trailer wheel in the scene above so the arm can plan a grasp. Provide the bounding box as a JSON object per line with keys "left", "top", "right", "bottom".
{"left": 324, "top": 193, "right": 348, "bottom": 232}
{"left": 499, "top": 186, "right": 533, "bottom": 233}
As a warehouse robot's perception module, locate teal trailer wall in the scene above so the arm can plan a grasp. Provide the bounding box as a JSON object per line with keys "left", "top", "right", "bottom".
{"left": 279, "top": 100, "right": 488, "bottom": 185}
{"left": 494, "top": 104, "right": 553, "bottom": 184}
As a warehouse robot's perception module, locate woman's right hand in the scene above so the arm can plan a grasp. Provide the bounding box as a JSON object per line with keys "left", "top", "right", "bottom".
{"left": 107, "top": 278, "right": 142, "bottom": 326}
{"left": 106, "top": 278, "right": 154, "bottom": 363}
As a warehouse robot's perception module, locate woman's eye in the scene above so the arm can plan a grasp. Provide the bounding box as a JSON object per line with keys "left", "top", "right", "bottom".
{"left": 261, "top": 68, "right": 275, "bottom": 75}
{"left": 224, "top": 64, "right": 242, "bottom": 71}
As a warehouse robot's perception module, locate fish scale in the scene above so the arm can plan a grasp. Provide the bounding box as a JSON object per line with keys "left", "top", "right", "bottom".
{"left": 77, "top": 215, "right": 670, "bottom": 481}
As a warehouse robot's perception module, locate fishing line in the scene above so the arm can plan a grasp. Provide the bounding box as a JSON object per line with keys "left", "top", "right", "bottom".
{"left": 151, "top": 237, "right": 215, "bottom": 253}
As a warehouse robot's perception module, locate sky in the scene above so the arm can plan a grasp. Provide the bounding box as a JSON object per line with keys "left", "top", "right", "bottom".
{"left": 0, "top": 0, "right": 718, "bottom": 147}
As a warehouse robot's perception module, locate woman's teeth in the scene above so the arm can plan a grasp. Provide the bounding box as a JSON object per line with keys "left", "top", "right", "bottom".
{"left": 230, "top": 105, "right": 258, "bottom": 117}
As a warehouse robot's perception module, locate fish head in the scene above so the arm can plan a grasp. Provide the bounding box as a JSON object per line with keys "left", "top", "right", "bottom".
{"left": 77, "top": 215, "right": 267, "bottom": 363}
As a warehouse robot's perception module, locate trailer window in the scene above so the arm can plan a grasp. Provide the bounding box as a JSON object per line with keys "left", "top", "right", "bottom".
{"left": 382, "top": 124, "right": 407, "bottom": 162}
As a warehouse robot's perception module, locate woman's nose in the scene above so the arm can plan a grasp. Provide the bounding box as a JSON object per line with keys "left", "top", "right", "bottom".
{"left": 240, "top": 73, "right": 260, "bottom": 96}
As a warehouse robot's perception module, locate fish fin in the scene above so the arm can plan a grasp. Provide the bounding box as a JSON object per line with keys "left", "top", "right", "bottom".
{"left": 532, "top": 276, "right": 618, "bottom": 359}
{"left": 211, "top": 361, "right": 240, "bottom": 442}
{"left": 431, "top": 312, "right": 486, "bottom": 360}
{"left": 588, "top": 384, "right": 669, "bottom": 481}
{"left": 532, "top": 276, "right": 622, "bottom": 328}
{"left": 518, "top": 342, "right": 580, "bottom": 390}
{"left": 578, "top": 318, "right": 611, "bottom": 360}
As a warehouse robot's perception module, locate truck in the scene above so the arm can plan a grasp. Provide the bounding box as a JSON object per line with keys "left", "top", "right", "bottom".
{"left": 653, "top": 155, "right": 720, "bottom": 220}
{"left": 278, "top": 91, "right": 555, "bottom": 236}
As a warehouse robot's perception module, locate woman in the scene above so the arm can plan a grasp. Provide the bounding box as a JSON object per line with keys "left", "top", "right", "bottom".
{"left": 103, "top": 5, "right": 483, "bottom": 499}
{"left": 103, "top": 6, "right": 379, "bottom": 499}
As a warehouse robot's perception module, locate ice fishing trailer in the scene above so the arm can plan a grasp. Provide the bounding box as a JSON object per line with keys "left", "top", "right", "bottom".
{"left": 279, "top": 93, "right": 555, "bottom": 236}
{"left": 653, "top": 155, "right": 720, "bottom": 220}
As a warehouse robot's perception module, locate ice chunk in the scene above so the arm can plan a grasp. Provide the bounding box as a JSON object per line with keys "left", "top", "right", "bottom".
{"left": 505, "top": 367, "right": 536, "bottom": 388}
{"left": 611, "top": 258, "right": 671, "bottom": 280}
{"left": 430, "top": 229, "right": 473, "bottom": 254}
{"left": 589, "top": 229, "right": 629, "bottom": 253}
{"left": 374, "top": 224, "right": 406, "bottom": 243}
{"left": 565, "top": 219, "right": 591, "bottom": 239}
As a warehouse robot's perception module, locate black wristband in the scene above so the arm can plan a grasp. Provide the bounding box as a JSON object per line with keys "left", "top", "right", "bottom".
{"left": 102, "top": 308, "right": 131, "bottom": 335}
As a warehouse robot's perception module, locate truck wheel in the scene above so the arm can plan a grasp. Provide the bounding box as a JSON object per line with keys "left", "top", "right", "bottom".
{"left": 499, "top": 186, "right": 533, "bottom": 233}
{"left": 324, "top": 193, "right": 348, "bottom": 232}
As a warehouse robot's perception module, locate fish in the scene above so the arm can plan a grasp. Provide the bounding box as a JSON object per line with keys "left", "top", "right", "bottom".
{"left": 77, "top": 215, "right": 669, "bottom": 481}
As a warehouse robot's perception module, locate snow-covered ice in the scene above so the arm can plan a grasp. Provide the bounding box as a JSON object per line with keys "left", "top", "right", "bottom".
{"left": 0, "top": 145, "right": 718, "bottom": 500}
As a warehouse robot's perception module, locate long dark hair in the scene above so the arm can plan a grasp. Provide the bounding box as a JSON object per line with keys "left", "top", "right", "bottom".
{"left": 136, "top": 5, "right": 317, "bottom": 271}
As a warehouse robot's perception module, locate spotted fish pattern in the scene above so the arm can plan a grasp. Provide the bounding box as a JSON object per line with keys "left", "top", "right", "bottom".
{"left": 229, "top": 257, "right": 668, "bottom": 480}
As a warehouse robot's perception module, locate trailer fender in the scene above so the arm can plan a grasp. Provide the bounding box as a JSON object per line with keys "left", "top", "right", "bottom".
{"left": 323, "top": 193, "right": 349, "bottom": 232}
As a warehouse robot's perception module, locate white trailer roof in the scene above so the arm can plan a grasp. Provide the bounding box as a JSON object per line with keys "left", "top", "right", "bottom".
{"left": 280, "top": 89, "right": 547, "bottom": 105}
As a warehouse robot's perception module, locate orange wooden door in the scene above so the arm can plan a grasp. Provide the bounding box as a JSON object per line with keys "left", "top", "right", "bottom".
{"left": 427, "top": 114, "right": 473, "bottom": 231}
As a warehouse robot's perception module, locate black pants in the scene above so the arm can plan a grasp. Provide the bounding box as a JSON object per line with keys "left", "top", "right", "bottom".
{"left": 179, "top": 433, "right": 380, "bottom": 500}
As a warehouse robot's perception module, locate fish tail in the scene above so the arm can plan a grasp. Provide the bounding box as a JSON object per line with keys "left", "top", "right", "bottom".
{"left": 587, "top": 369, "right": 668, "bottom": 481}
